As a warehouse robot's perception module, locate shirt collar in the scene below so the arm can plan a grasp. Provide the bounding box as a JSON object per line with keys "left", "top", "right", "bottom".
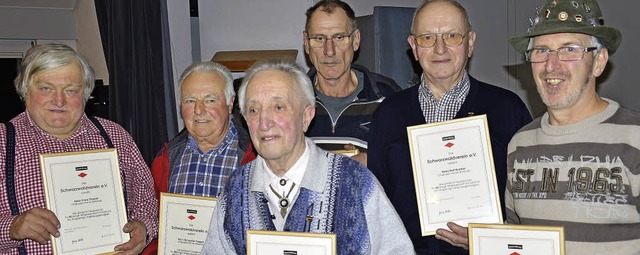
{"left": 186, "top": 121, "right": 238, "bottom": 155}
{"left": 262, "top": 138, "right": 309, "bottom": 185}
{"left": 250, "top": 138, "right": 328, "bottom": 193}
{"left": 420, "top": 70, "right": 470, "bottom": 103}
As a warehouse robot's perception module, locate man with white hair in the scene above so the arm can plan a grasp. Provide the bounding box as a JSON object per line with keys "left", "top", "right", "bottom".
{"left": 0, "top": 43, "right": 157, "bottom": 255}
{"left": 201, "top": 60, "right": 413, "bottom": 254}
{"left": 143, "top": 61, "right": 256, "bottom": 254}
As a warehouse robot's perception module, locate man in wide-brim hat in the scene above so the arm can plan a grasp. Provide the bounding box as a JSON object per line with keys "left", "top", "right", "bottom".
{"left": 438, "top": 1, "right": 640, "bottom": 254}
{"left": 505, "top": 0, "right": 640, "bottom": 255}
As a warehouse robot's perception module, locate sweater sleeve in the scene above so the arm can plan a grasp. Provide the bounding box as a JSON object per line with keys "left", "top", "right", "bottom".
{"left": 363, "top": 169, "right": 415, "bottom": 254}
{"left": 201, "top": 195, "right": 237, "bottom": 254}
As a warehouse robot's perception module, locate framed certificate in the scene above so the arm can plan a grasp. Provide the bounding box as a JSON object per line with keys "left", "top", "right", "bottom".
{"left": 158, "top": 192, "right": 217, "bottom": 254}
{"left": 407, "top": 115, "right": 502, "bottom": 236}
{"left": 246, "top": 230, "right": 336, "bottom": 255}
{"left": 469, "top": 223, "right": 565, "bottom": 255}
{"left": 40, "top": 148, "right": 129, "bottom": 255}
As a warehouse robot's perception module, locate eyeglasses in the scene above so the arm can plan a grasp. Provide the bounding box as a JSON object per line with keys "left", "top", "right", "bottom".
{"left": 412, "top": 32, "right": 467, "bottom": 48}
{"left": 525, "top": 46, "right": 598, "bottom": 63}
{"left": 306, "top": 30, "right": 356, "bottom": 48}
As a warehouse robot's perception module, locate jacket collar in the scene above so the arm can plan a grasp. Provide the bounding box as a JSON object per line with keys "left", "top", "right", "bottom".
{"left": 308, "top": 63, "right": 379, "bottom": 101}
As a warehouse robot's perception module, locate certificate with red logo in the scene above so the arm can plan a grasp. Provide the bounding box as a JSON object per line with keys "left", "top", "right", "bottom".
{"left": 40, "top": 148, "right": 128, "bottom": 255}
{"left": 247, "top": 230, "right": 336, "bottom": 255}
{"left": 469, "top": 223, "right": 565, "bottom": 255}
{"left": 407, "top": 115, "right": 502, "bottom": 236}
{"left": 158, "top": 193, "right": 217, "bottom": 254}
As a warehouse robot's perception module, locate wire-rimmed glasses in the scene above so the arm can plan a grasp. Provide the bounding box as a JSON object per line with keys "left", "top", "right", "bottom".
{"left": 525, "top": 46, "right": 598, "bottom": 63}
{"left": 306, "top": 30, "right": 356, "bottom": 48}
{"left": 411, "top": 32, "right": 467, "bottom": 48}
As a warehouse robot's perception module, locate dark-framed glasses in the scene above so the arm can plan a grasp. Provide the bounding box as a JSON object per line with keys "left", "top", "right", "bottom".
{"left": 307, "top": 30, "right": 356, "bottom": 48}
{"left": 525, "top": 46, "right": 598, "bottom": 63}
{"left": 412, "top": 32, "right": 467, "bottom": 48}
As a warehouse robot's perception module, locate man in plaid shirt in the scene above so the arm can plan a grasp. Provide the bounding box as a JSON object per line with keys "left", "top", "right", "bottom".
{"left": 0, "top": 43, "right": 157, "bottom": 254}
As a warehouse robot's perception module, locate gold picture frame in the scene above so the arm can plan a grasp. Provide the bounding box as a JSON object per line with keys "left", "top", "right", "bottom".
{"left": 246, "top": 230, "right": 336, "bottom": 255}
{"left": 469, "top": 223, "right": 565, "bottom": 255}
{"left": 40, "top": 148, "right": 127, "bottom": 255}
{"left": 407, "top": 115, "right": 502, "bottom": 236}
{"left": 158, "top": 192, "right": 217, "bottom": 254}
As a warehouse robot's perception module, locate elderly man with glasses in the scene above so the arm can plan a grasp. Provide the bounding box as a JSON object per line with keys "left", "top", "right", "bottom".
{"left": 367, "top": 0, "right": 532, "bottom": 254}
{"left": 303, "top": 0, "right": 402, "bottom": 167}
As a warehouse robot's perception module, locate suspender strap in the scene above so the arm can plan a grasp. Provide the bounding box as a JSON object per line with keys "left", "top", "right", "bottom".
{"left": 86, "top": 116, "right": 128, "bottom": 210}
{"left": 5, "top": 122, "right": 18, "bottom": 215}
{"left": 87, "top": 115, "right": 114, "bottom": 148}
{"left": 4, "top": 122, "right": 27, "bottom": 255}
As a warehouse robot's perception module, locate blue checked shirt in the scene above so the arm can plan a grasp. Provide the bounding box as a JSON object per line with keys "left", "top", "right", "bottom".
{"left": 168, "top": 122, "right": 240, "bottom": 197}
{"left": 418, "top": 71, "right": 470, "bottom": 124}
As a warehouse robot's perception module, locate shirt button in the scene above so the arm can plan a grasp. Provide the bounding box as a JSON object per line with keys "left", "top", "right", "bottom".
{"left": 199, "top": 182, "right": 204, "bottom": 186}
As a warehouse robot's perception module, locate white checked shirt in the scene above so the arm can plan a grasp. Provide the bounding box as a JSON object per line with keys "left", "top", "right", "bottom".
{"left": 418, "top": 71, "right": 470, "bottom": 124}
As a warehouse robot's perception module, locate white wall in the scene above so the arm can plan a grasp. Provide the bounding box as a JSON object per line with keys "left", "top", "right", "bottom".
{"left": 0, "top": 1, "right": 109, "bottom": 85}
{"left": 77, "top": 0, "right": 109, "bottom": 85}
{"left": 349, "top": 0, "right": 419, "bottom": 16}
{"left": 0, "top": 8, "right": 76, "bottom": 40}
{"left": 199, "top": 0, "right": 308, "bottom": 67}
{"left": 167, "top": 0, "right": 193, "bottom": 131}
{"left": 591, "top": 3, "right": 640, "bottom": 112}
{"left": 0, "top": 7, "right": 77, "bottom": 52}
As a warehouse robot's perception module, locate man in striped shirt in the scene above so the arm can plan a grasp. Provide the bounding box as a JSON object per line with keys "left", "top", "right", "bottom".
{"left": 505, "top": 0, "right": 640, "bottom": 254}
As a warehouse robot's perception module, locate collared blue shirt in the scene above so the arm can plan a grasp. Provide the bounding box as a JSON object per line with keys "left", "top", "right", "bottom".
{"left": 168, "top": 121, "right": 240, "bottom": 197}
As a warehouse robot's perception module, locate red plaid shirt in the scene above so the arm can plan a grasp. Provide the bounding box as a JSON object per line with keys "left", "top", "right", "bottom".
{"left": 0, "top": 112, "right": 158, "bottom": 254}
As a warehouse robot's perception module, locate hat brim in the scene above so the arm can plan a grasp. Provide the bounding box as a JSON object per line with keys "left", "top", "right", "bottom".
{"left": 509, "top": 26, "right": 622, "bottom": 55}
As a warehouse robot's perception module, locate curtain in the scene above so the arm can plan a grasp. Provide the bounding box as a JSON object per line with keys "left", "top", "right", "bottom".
{"left": 95, "top": 0, "right": 177, "bottom": 165}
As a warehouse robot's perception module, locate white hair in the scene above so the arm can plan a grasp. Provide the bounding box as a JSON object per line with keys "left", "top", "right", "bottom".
{"left": 178, "top": 61, "right": 235, "bottom": 107}
{"left": 238, "top": 60, "right": 315, "bottom": 115}
{"left": 15, "top": 43, "right": 95, "bottom": 102}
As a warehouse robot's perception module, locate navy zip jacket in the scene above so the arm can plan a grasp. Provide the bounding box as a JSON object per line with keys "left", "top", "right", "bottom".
{"left": 368, "top": 76, "right": 532, "bottom": 254}
{"left": 306, "top": 64, "right": 402, "bottom": 143}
